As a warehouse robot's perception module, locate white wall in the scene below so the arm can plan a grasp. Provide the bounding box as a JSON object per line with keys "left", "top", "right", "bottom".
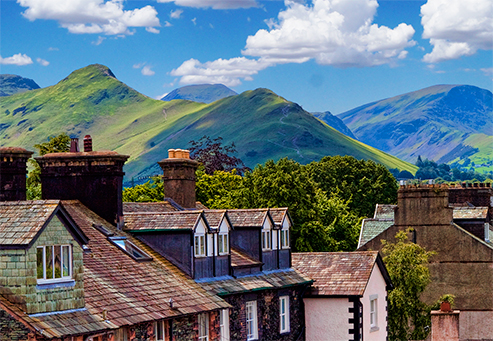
{"left": 304, "top": 298, "right": 351, "bottom": 341}
{"left": 361, "top": 264, "right": 388, "bottom": 341}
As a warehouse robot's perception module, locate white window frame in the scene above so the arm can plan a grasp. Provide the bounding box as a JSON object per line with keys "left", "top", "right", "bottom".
{"left": 36, "top": 245, "right": 72, "bottom": 284}
{"left": 279, "top": 296, "right": 290, "bottom": 333}
{"left": 280, "top": 229, "right": 290, "bottom": 249}
{"left": 261, "top": 230, "right": 271, "bottom": 251}
{"left": 246, "top": 300, "right": 258, "bottom": 340}
{"left": 370, "top": 295, "right": 378, "bottom": 330}
{"left": 154, "top": 320, "right": 169, "bottom": 341}
{"left": 194, "top": 234, "right": 206, "bottom": 257}
{"left": 198, "top": 313, "right": 209, "bottom": 341}
{"left": 218, "top": 233, "right": 229, "bottom": 255}
{"left": 220, "top": 309, "right": 230, "bottom": 341}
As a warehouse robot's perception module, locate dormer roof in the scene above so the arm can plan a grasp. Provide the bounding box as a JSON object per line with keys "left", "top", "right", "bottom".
{"left": 0, "top": 200, "right": 88, "bottom": 249}
{"left": 226, "top": 209, "right": 274, "bottom": 229}
{"left": 203, "top": 210, "right": 231, "bottom": 232}
{"left": 269, "top": 207, "right": 292, "bottom": 229}
{"left": 124, "top": 211, "right": 210, "bottom": 232}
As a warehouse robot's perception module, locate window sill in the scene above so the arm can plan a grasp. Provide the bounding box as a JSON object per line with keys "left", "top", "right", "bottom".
{"left": 36, "top": 279, "right": 75, "bottom": 290}
{"left": 370, "top": 326, "right": 380, "bottom": 333}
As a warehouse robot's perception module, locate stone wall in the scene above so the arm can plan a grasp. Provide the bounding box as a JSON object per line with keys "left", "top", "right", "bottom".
{"left": 0, "top": 214, "right": 84, "bottom": 314}
{"left": 0, "top": 307, "right": 32, "bottom": 341}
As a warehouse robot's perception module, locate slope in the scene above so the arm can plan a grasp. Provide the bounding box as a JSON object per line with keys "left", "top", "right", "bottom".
{"left": 161, "top": 84, "right": 237, "bottom": 103}
{"left": 0, "top": 74, "right": 40, "bottom": 97}
{"left": 339, "top": 85, "right": 493, "bottom": 170}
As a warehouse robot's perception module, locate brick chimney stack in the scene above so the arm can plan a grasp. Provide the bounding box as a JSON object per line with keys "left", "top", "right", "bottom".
{"left": 36, "top": 136, "right": 129, "bottom": 226}
{"left": 0, "top": 147, "right": 33, "bottom": 201}
{"left": 158, "top": 149, "right": 199, "bottom": 209}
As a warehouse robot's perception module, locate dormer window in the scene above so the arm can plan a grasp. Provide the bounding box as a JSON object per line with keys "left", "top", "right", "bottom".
{"left": 280, "top": 229, "right": 290, "bottom": 249}
{"left": 37, "top": 245, "right": 72, "bottom": 283}
{"left": 218, "top": 233, "right": 229, "bottom": 255}
{"left": 195, "top": 234, "right": 206, "bottom": 257}
{"left": 109, "top": 237, "right": 152, "bottom": 261}
{"left": 262, "top": 230, "right": 271, "bottom": 251}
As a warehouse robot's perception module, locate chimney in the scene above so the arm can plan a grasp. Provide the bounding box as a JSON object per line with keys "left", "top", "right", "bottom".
{"left": 70, "top": 138, "right": 79, "bottom": 152}
{"left": 0, "top": 147, "right": 33, "bottom": 201}
{"left": 395, "top": 184, "right": 453, "bottom": 227}
{"left": 36, "top": 136, "right": 129, "bottom": 226}
{"left": 158, "top": 149, "right": 199, "bottom": 208}
{"left": 83, "top": 135, "right": 92, "bottom": 152}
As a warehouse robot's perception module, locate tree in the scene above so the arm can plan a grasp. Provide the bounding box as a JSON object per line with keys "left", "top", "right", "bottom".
{"left": 122, "top": 176, "right": 163, "bottom": 202}
{"left": 27, "top": 133, "right": 71, "bottom": 200}
{"left": 382, "top": 230, "right": 436, "bottom": 341}
{"left": 189, "top": 136, "right": 249, "bottom": 175}
{"left": 195, "top": 168, "right": 243, "bottom": 209}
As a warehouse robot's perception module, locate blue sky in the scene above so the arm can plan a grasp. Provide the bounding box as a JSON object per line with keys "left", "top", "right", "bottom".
{"left": 1, "top": 0, "right": 492, "bottom": 114}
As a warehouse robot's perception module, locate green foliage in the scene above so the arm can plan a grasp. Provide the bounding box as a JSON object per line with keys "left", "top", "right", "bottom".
{"left": 122, "top": 177, "right": 163, "bottom": 202}
{"left": 27, "top": 133, "right": 71, "bottom": 200}
{"left": 382, "top": 230, "right": 436, "bottom": 341}
{"left": 415, "top": 156, "right": 493, "bottom": 182}
{"left": 195, "top": 168, "right": 243, "bottom": 209}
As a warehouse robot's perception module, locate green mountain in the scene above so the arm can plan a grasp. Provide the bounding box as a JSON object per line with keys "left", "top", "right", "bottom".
{"left": 339, "top": 85, "right": 493, "bottom": 172}
{"left": 0, "top": 74, "right": 40, "bottom": 97}
{"left": 312, "top": 111, "right": 356, "bottom": 139}
{"left": 161, "top": 84, "right": 237, "bottom": 103}
{"left": 0, "top": 64, "right": 416, "bottom": 180}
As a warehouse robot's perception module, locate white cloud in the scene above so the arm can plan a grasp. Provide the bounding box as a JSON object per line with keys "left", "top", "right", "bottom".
{"left": 156, "top": 92, "right": 168, "bottom": 100}
{"left": 0, "top": 53, "right": 33, "bottom": 65}
{"left": 48, "top": 47, "right": 59, "bottom": 51}
{"left": 36, "top": 58, "right": 49, "bottom": 66}
{"left": 141, "top": 65, "right": 155, "bottom": 76}
{"left": 17, "top": 0, "right": 160, "bottom": 35}
{"left": 191, "top": 17, "right": 197, "bottom": 25}
{"left": 421, "top": 0, "right": 493, "bottom": 63}
{"left": 133, "top": 63, "right": 145, "bottom": 69}
{"left": 92, "top": 36, "right": 106, "bottom": 45}
{"left": 146, "top": 27, "right": 160, "bottom": 34}
{"left": 170, "top": 9, "right": 183, "bottom": 19}
{"left": 243, "top": 0, "right": 415, "bottom": 67}
{"left": 164, "top": 21, "right": 172, "bottom": 27}
{"left": 481, "top": 67, "right": 493, "bottom": 78}
{"left": 170, "top": 57, "right": 273, "bottom": 86}
{"left": 157, "top": 0, "right": 258, "bottom": 9}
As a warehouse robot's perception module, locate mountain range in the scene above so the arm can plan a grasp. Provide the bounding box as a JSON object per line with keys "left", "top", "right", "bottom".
{"left": 0, "top": 64, "right": 415, "bottom": 180}
{"left": 0, "top": 75, "right": 40, "bottom": 97}
{"left": 339, "top": 85, "right": 493, "bottom": 172}
{"left": 161, "top": 84, "right": 237, "bottom": 103}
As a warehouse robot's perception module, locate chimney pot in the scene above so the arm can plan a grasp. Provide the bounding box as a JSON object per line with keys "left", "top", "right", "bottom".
{"left": 70, "top": 138, "right": 79, "bottom": 153}
{"left": 168, "top": 149, "right": 176, "bottom": 158}
{"left": 83, "top": 135, "right": 93, "bottom": 152}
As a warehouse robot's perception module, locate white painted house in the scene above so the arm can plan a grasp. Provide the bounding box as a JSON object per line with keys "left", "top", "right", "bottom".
{"left": 292, "top": 252, "right": 392, "bottom": 341}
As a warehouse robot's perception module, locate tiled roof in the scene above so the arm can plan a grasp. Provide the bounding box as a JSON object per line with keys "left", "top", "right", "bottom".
{"left": 230, "top": 248, "right": 262, "bottom": 268}
{"left": 199, "top": 269, "right": 312, "bottom": 296}
{"left": 0, "top": 297, "right": 117, "bottom": 339}
{"left": 123, "top": 201, "right": 181, "bottom": 213}
{"left": 374, "top": 204, "right": 396, "bottom": 219}
{"left": 268, "top": 208, "right": 289, "bottom": 228}
{"left": 203, "top": 210, "right": 228, "bottom": 229}
{"left": 124, "top": 211, "right": 204, "bottom": 231}
{"left": 358, "top": 218, "right": 394, "bottom": 248}
{"left": 62, "top": 201, "right": 229, "bottom": 328}
{"left": 292, "top": 252, "right": 379, "bottom": 296}
{"left": 453, "top": 207, "right": 488, "bottom": 219}
{"left": 227, "top": 209, "right": 269, "bottom": 228}
{"left": 0, "top": 200, "right": 60, "bottom": 246}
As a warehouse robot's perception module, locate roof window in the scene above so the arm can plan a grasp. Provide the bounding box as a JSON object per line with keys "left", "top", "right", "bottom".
{"left": 108, "top": 236, "right": 152, "bottom": 261}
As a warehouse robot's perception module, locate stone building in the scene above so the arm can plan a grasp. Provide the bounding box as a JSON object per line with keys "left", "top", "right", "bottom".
{"left": 358, "top": 183, "right": 493, "bottom": 341}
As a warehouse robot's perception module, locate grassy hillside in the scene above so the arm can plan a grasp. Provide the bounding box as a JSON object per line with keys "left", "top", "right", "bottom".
{"left": 339, "top": 85, "right": 493, "bottom": 172}
{"left": 0, "top": 64, "right": 416, "bottom": 180}
{"left": 161, "top": 84, "right": 237, "bottom": 103}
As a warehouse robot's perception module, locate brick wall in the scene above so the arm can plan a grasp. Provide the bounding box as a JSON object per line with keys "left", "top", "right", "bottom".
{"left": 0, "top": 214, "right": 84, "bottom": 314}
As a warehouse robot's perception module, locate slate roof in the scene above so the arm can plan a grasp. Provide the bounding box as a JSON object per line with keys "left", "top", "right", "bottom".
{"left": 62, "top": 201, "right": 229, "bottom": 327}
{"left": 358, "top": 218, "right": 394, "bottom": 248}
{"left": 453, "top": 207, "right": 488, "bottom": 220}
{"left": 227, "top": 209, "right": 270, "bottom": 228}
{"left": 292, "top": 252, "right": 381, "bottom": 296}
{"left": 373, "top": 204, "right": 396, "bottom": 219}
{"left": 268, "top": 208, "right": 290, "bottom": 228}
{"left": 123, "top": 201, "right": 181, "bottom": 213}
{"left": 199, "top": 269, "right": 312, "bottom": 296}
{"left": 124, "top": 211, "right": 205, "bottom": 231}
{"left": 203, "top": 210, "right": 228, "bottom": 230}
{"left": 230, "top": 248, "right": 262, "bottom": 268}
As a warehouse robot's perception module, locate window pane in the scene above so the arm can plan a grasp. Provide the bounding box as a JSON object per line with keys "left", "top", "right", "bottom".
{"left": 218, "top": 235, "right": 223, "bottom": 254}
{"left": 224, "top": 234, "right": 228, "bottom": 253}
{"left": 37, "top": 247, "right": 44, "bottom": 279}
{"left": 46, "top": 246, "right": 54, "bottom": 279}
{"left": 200, "top": 236, "right": 205, "bottom": 255}
{"left": 195, "top": 236, "right": 199, "bottom": 256}
{"left": 62, "top": 245, "right": 70, "bottom": 277}
{"left": 54, "top": 245, "right": 62, "bottom": 278}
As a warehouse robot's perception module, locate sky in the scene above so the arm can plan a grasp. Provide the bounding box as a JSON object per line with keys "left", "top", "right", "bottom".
{"left": 1, "top": 0, "right": 492, "bottom": 114}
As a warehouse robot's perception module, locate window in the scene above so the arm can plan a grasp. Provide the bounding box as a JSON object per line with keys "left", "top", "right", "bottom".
{"left": 195, "top": 234, "right": 206, "bottom": 257}
{"left": 154, "top": 320, "right": 170, "bottom": 341}
{"left": 246, "top": 301, "right": 258, "bottom": 340}
{"left": 370, "top": 295, "right": 378, "bottom": 331}
{"left": 261, "top": 230, "right": 271, "bottom": 250}
{"left": 220, "top": 309, "right": 230, "bottom": 341}
{"left": 198, "top": 313, "right": 209, "bottom": 341}
{"left": 37, "top": 245, "right": 72, "bottom": 283}
{"left": 280, "top": 229, "right": 290, "bottom": 249}
{"left": 279, "top": 296, "right": 290, "bottom": 333}
{"left": 108, "top": 237, "right": 152, "bottom": 261}
{"left": 218, "top": 233, "right": 229, "bottom": 255}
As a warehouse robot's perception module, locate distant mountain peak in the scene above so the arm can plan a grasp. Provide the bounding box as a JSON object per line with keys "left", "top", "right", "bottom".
{"left": 61, "top": 64, "right": 117, "bottom": 84}
{"left": 161, "top": 84, "right": 237, "bottom": 103}
{"left": 0, "top": 74, "right": 40, "bottom": 97}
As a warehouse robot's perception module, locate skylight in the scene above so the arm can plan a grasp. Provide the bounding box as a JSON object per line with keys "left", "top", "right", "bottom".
{"left": 108, "top": 237, "right": 152, "bottom": 261}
